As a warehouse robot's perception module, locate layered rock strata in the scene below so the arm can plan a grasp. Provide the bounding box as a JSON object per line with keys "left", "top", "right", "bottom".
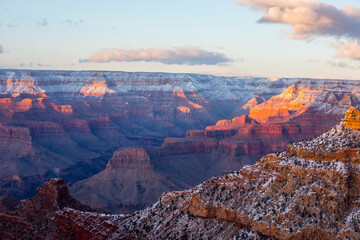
{"left": 70, "top": 147, "right": 181, "bottom": 213}
{"left": 59, "top": 109, "right": 360, "bottom": 239}
{"left": 1, "top": 69, "right": 360, "bottom": 209}
{"left": 0, "top": 178, "right": 91, "bottom": 239}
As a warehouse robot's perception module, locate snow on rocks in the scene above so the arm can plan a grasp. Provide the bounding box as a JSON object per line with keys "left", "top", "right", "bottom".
{"left": 290, "top": 122, "right": 360, "bottom": 151}
{"left": 55, "top": 113, "right": 360, "bottom": 239}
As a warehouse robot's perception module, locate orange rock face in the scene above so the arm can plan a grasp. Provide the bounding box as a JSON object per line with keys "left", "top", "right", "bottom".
{"left": 249, "top": 86, "right": 321, "bottom": 123}
{"left": 242, "top": 95, "right": 265, "bottom": 111}
{"left": 342, "top": 107, "right": 360, "bottom": 129}
{"left": 206, "top": 115, "right": 258, "bottom": 130}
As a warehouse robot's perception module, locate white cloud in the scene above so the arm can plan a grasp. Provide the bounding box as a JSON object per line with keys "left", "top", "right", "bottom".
{"left": 80, "top": 47, "right": 233, "bottom": 65}
{"left": 0, "top": 45, "right": 3, "bottom": 54}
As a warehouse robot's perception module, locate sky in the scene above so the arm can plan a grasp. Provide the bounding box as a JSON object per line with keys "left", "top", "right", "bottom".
{"left": 0, "top": 0, "right": 359, "bottom": 79}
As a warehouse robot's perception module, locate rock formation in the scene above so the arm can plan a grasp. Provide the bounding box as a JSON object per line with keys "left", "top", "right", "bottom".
{"left": 1, "top": 109, "right": 360, "bottom": 239}
{"left": 1, "top": 69, "right": 360, "bottom": 212}
{"left": 0, "top": 178, "right": 91, "bottom": 239}
{"left": 342, "top": 106, "right": 360, "bottom": 129}
{"left": 242, "top": 95, "right": 266, "bottom": 111}
{"left": 70, "top": 147, "right": 181, "bottom": 213}
{"left": 60, "top": 108, "right": 360, "bottom": 239}
{"left": 70, "top": 139, "right": 258, "bottom": 213}
{"left": 70, "top": 85, "right": 360, "bottom": 213}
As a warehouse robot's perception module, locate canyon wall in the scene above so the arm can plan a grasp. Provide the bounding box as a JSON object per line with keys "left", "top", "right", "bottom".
{"left": 2, "top": 109, "right": 359, "bottom": 239}
{"left": 1, "top": 69, "right": 360, "bottom": 206}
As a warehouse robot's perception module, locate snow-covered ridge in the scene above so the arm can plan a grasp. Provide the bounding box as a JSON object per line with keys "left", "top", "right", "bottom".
{"left": 291, "top": 123, "right": 360, "bottom": 151}
{"left": 1, "top": 69, "right": 360, "bottom": 101}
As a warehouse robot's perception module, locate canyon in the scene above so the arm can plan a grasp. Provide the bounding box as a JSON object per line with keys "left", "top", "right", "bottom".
{"left": 0, "top": 108, "right": 359, "bottom": 239}
{"left": 0, "top": 69, "right": 360, "bottom": 212}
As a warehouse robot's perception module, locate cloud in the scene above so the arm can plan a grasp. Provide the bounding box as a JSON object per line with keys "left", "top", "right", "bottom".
{"left": 62, "top": 19, "right": 83, "bottom": 25}
{"left": 6, "top": 23, "right": 16, "bottom": 28}
{"left": 80, "top": 47, "right": 233, "bottom": 65}
{"left": 37, "top": 18, "right": 48, "bottom": 26}
{"left": 37, "top": 63, "right": 53, "bottom": 67}
{"left": 20, "top": 62, "right": 53, "bottom": 68}
{"left": 238, "top": 0, "right": 360, "bottom": 40}
{"left": 334, "top": 41, "right": 360, "bottom": 61}
{"left": 0, "top": 45, "right": 3, "bottom": 54}
{"left": 326, "top": 60, "right": 356, "bottom": 69}
{"left": 306, "top": 58, "right": 320, "bottom": 64}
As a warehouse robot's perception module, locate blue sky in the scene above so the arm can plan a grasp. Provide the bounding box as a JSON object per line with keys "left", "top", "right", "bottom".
{"left": 0, "top": 0, "right": 359, "bottom": 79}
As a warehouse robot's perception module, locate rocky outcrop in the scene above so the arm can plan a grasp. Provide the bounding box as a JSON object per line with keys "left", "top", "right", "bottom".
{"left": 0, "top": 123, "right": 32, "bottom": 145}
{"left": 342, "top": 106, "right": 360, "bottom": 129}
{"left": 160, "top": 137, "right": 218, "bottom": 155}
{"left": 186, "top": 128, "right": 238, "bottom": 139}
{"left": 55, "top": 118, "right": 92, "bottom": 134}
{"left": 249, "top": 86, "right": 321, "bottom": 123}
{"left": 70, "top": 147, "right": 180, "bottom": 213}
{"left": 215, "top": 123, "right": 306, "bottom": 156}
{"left": 55, "top": 208, "right": 120, "bottom": 240}
{"left": 80, "top": 81, "right": 115, "bottom": 97}
{"left": 206, "top": 115, "right": 258, "bottom": 130}
{"left": 106, "top": 147, "right": 152, "bottom": 170}
{"left": 3, "top": 76, "right": 46, "bottom": 97}
{"left": 23, "top": 122, "right": 68, "bottom": 139}
{"left": 31, "top": 178, "right": 89, "bottom": 210}
{"left": 242, "top": 95, "right": 266, "bottom": 111}
{"left": 0, "top": 178, "right": 91, "bottom": 239}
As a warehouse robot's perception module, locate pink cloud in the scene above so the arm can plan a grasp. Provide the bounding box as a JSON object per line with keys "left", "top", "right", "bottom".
{"left": 326, "top": 60, "right": 356, "bottom": 69}
{"left": 238, "top": 0, "right": 360, "bottom": 40}
{"left": 335, "top": 41, "right": 360, "bottom": 61}
{"left": 80, "top": 47, "right": 233, "bottom": 65}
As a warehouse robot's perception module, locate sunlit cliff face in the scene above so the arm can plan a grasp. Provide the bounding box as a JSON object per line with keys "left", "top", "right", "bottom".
{"left": 206, "top": 86, "right": 322, "bottom": 130}
{"left": 174, "top": 90, "right": 204, "bottom": 109}
{"left": 6, "top": 77, "right": 47, "bottom": 98}
{"left": 249, "top": 86, "right": 322, "bottom": 123}
{"left": 80, "top": 81, "right": 115, "bottom": 97}
{"left": 342, "top": 106, "right": 360, "bottom": 129}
